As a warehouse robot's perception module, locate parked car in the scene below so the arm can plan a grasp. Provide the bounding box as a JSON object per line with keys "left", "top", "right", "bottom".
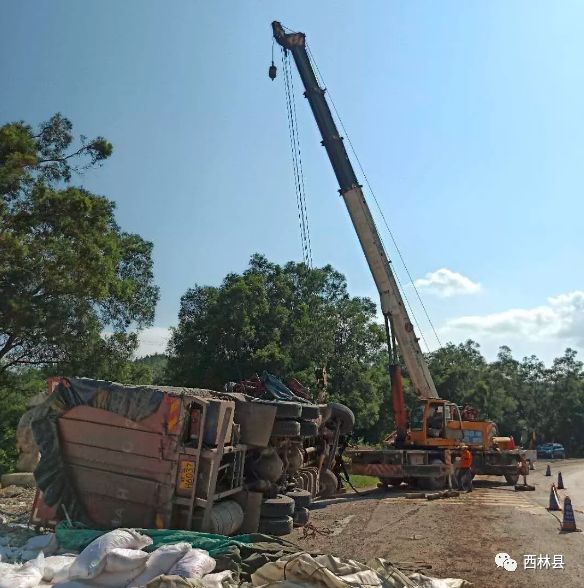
{"left": 536, "top": 443, "right": 566, "bottom": 459}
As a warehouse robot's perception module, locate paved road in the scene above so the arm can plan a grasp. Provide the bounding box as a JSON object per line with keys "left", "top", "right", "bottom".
{"left": 536, "top": 458, "right": 584, "bottom": 510}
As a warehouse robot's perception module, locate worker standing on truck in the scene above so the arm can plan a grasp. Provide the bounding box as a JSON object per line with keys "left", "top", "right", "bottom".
{"left": 458, "top": 445, "right": 473, "bottom": 492}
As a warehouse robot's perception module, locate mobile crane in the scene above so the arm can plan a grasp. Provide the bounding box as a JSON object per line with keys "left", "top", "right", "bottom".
{"left": 271, "top": 21, "right": 523, "bottom": 489}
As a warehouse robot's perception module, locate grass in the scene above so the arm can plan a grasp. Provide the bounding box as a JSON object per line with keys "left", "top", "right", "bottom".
{"left": 348, "top": 474, "right": 379, "bottom": 489}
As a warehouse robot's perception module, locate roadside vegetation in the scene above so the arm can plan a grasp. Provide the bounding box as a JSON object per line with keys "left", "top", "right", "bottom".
{"left": 2, "top": 114, "right": 584, "bottom": 474}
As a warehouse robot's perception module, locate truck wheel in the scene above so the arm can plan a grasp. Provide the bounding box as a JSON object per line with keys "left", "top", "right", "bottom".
{"left": 248, "top": 448, "right": 284, "bottom": 482}
{"left": 271, "top": 419, "right": 301, "bottom": 437}
{"left": 256, "top": 400, "right": 302, "bottom": 419}
{"left": 300, "top": 404, "right": 321, "bottom": 420}
{"left": 299, "top": 420, "right": 318, "bottom": 437}
{"left": 260, "top": 494, "right": 295, "bottom": 517}
{"left": 319, "top": 468, "right": 338, "bottom": 498}
{"left": 271, "top": 401, "right": 302, "bottom": 419}
{"left": 286, "top": 488, "right": 311, "bottom": 509}
{"left": 258, "top": 516, "right": 293, "bottom": 536}
{"left": 380, "top": 478, "right": 403, "bottom": 487}
{"left": 326, "top": 403, "right": 355, "bottom": 435}
{"left": 293, "top": 507, "right": 310, "bottom": 527}
{"left": 504, "top": 473, "right": 519, "bottom": 485}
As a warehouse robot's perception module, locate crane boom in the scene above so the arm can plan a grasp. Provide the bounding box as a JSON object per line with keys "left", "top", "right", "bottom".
{"left": 272, "top": 21, "right": 438, "bottom": 399}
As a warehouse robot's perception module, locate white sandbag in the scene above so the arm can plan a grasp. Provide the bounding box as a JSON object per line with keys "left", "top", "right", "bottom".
{"left": 104, "top": 548, "right": 150, "bottom": 573}
{"left": 51, "top": 582, "right": 94, "bottom": 587}
{"left": 87, "top": 568, "right": 148, "bottom": 587}
{"left": 168, "top": 548, "right": 215, "bottom": 579}
{"left": 202, "top": 570, "right": 236, "bottom": 588}
{"left": 408, "top": 573, "right": 472, "bottom": 588}
{"left": 23, "top": 534, "right": 57, "bottom": 555}
{"left": 0, "top": 552, "right": 44, "bottom": 588}
{"left": 42, "top": 555, "right": 77, "bottom": 582}
{"left": 129, "top": 542, "right": 191, "bottom": 587}
{"left": 68, "top": 529, "right": 152, "bottom": 580}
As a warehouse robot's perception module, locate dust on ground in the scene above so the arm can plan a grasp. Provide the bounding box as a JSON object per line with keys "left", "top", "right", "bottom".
{"left": 0, "top": 485, "right": 37, "bottom": 547}
{"left": 291, "top": 472, "right": 584, "bottom": 588}
{"left": 2, "top": 468, "right": 584, "bottom": 586}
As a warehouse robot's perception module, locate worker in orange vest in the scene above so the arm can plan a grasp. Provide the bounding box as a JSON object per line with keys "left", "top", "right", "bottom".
{"left": 458, "top": 445, "right": 473, "bottom": 492}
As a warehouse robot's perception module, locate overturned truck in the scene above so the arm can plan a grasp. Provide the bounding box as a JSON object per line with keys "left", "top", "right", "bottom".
{"left": 29, "top": 377, "right": 354, "bottom": 536}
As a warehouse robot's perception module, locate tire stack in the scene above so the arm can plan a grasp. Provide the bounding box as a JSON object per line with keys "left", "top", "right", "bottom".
{"left": 258, "top": 489, "right": 312, "bottom": 536}
{"left": 287, "top": 488, "right": 311, "bottom": 527}
{"left": 269, "top": 401, "right": 322, "bottom": 439}
{"left": 258, "top": 494, "right": 295, "bottom": 536}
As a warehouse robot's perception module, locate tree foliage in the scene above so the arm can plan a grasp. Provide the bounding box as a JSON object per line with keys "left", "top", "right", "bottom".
{"left": 168, "top": 255, "right": 584, "bottom": 453}
{"left": 0, "top": 114, "right": 159, "bottom": 375}
{"left": 427, "top": 342, "right": 584, "bottom": 455}
{"left": 166, "top": 254, "right": 388, "bottom": 437}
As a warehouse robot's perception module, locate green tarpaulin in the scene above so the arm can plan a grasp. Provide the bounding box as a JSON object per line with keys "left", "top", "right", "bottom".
{"left": 55, "top": 523, "right": 306, "bottom": 581}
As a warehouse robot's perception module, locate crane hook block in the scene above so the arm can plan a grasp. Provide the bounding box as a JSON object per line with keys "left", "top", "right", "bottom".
{"left": 269, "top": 62, "right": 277, "bottom": 80}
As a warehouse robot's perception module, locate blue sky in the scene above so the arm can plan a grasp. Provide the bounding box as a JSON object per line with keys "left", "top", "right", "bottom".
{"left": 2, "top": 1, "right": 583, "bottom": 363}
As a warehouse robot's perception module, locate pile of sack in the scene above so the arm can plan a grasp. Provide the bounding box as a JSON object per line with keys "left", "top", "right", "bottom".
{"left": 0, "top": 528, "right": 229, "bottom": 587}
{"left": 0, "top": 528, "right": 471, "bottom": 588}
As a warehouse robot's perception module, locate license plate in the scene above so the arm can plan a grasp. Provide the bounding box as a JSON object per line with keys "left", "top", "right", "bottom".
{"left": 178, "top": 461, "right": 195, "bottom": 491}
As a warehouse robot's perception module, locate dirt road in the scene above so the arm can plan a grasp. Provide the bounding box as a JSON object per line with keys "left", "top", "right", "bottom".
{"left": 291, "top": 459, "right": 584, "bottom": 587}
{"left": 2, "top": 462, "right": 584, "bottom": 586}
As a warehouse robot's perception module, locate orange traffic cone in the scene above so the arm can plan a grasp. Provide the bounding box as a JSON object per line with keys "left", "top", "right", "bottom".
{"left": 547, "top": 484, "right": 561, "bottom": 511}
{"left": 545, "top": 464, "right": 551, "bottom": 476}
{"left": 560, "top": 497, "right": 580, "bottom": 532}
{"left": 558, "top": 472, "right": 565, "bottom": 490}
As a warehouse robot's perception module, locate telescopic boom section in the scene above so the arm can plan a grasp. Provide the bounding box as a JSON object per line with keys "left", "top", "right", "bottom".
{"left": 272, "top": 21, "right": 438, "bottom": 399}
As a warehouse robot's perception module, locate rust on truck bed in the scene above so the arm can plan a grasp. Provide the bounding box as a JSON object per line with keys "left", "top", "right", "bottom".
{"left": 30, "top": 377, "right": 242, "bottom": 531}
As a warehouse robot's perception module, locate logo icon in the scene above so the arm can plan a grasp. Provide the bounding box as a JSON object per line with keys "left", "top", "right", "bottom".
{"left": 495, "top": 553, "right": 518, "bottom": 572}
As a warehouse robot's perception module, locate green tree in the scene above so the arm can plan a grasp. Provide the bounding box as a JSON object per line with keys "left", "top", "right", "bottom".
{"left": 0, "top": 114, "right": 159, "bottom": 378}
{"left": 134, "top": 353, "right": 169, "bottom": 385}
{"left": 167, "top": 254, "right": 389, "bottom": 438}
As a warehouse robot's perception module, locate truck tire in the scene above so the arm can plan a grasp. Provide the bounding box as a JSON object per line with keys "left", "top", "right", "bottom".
{"left": 380, "top": 478, "right": 403, "bottom": 488}
{"left": 300, "top": 404, "right": 321, "bottom": 420}
{"left": 260, "top": 494, "right": 295, "bottom": 518}
{"left": 248, "top": 448, "right": 284, "bottom": 482}
{"left": 273, "top": 402, "right": 302, "bottom": 419}
{"left": 256, "top": 400, "right": 302, "bottom": 419}
{"left": 258, "top": 516, "right": 293, "bottom": 536}
{"left": 504, "top": 473, "right": 520, "bottom": 486}
{"left": 271, "top": 419, "right": 301, "bottom": 437}
{"left": 209, "top": 500, "right": 244, "bottom": 535}
{"left": 299, "top": 420, "right": 318, "bottom": 437}
{"left": 293, "top": 507, "right": 310, "bottom": 527}
{"left": 319, "top": 468, "right": 338, "bottom": 498}
{"left": 286, "top": 488, "right": 311, "bottom": 509}
{"left": 326, "top": 403, "right": 355, "bottom": 435}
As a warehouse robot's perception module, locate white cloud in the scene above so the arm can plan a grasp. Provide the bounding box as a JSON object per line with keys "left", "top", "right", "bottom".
{"left": 444, "top": 291, "right": 584, "bottom": 346}
{"left": 414, "top": 268, "right": 482, "bottom": 297}
{"left": 136, "top": 327, "right": 171, "bottom": 357}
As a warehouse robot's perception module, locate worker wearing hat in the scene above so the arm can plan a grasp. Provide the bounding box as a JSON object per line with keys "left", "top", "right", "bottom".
{"left": 458, "top": 445, "right": 473, "bottom": 492}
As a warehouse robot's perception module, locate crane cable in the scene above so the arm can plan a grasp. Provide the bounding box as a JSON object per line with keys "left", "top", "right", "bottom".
{"left": 281, "top": 47, "right": 313, "bottom": 268}
{"left": 306, "top": 44, "right": 443, "bottom": 351}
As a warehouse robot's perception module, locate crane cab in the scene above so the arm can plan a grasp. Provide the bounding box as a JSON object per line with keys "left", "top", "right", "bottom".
{"left": 408, "top": 399, "right": 464, "bottom": 447}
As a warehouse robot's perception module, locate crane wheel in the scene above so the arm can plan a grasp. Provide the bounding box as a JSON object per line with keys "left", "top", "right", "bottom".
{"left": 417, "top": 458, "right": 448, "bottom": 491}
